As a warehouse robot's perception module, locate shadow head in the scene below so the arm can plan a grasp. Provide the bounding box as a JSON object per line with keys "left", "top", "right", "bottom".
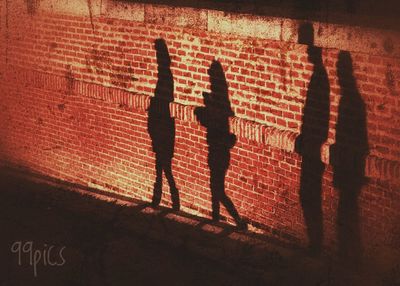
{"left": 155, "top": 38, "right": 171, "bottom": 67}
{"left": 337, "top": 51, "right": 354, "bottom": 91}
{"left": 298, "top": 22, "right": 322, "bottom": 64}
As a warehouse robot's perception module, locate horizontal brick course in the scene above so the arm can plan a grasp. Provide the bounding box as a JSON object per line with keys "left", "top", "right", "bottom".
{"left": 3, "top": 66, "right": 399, "bottom": 184}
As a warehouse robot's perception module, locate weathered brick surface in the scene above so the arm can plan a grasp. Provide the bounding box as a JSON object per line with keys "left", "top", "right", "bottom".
{"left": 0, "top": 1, "right": 399, "bottom": 257}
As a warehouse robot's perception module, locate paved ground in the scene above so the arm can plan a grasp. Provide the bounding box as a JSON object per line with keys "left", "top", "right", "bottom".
{"left": 0, "top": 166, "right": 392, "bottom": 286}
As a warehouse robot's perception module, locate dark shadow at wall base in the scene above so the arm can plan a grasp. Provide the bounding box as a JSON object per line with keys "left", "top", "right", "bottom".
{"left": 0, "top": 165, "right": 376, "bottom": 286}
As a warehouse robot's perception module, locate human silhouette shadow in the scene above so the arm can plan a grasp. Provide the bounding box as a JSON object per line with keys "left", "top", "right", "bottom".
{"left": 295, "top": 22, "right": 330, "bottom": 255}
{"left": 147, "top": 38, "right": 180, "bottom": 211}
{"left": 194, "top": 60, "right": 247, "bottom": 230}
{"left": 330, "top": 51, "right": 368, "bottom": 263}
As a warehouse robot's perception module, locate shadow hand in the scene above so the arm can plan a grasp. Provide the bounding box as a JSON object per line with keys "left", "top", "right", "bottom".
{"left": 295, "top": 134, "right": 303, "bottom": 154}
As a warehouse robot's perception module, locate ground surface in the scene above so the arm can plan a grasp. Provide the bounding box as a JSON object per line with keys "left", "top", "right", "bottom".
{"left": 0, "top": 167, "right": 392, "bottom": 286}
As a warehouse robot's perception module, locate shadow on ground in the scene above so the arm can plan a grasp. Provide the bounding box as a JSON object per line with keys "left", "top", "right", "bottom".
{"left": 0, "top": 166, "right": 379, "bottom": 286}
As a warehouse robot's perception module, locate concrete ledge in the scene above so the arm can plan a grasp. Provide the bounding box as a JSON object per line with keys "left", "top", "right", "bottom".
{"left": 208, "top": 10, "right": 282, "bottom": 40}
{"left": 38, "top": 0, "right": 102, "bottom": 16}
{"left": 3, "top": 66, "right": 400, "bottom": 184}
{"left": 7, "top": 0, "right": 397, "bottom": 57}
{"left": 96, "top": 1, "right": 400, "bottom": 58}
{"left": 102, "top": 1, "right": 144, "bottom": 22}
{"left": 144, "top": 5, "right": 208, "bottom": 30}
{"left": 4, "top": 0, "right": 394, "bottom": 58}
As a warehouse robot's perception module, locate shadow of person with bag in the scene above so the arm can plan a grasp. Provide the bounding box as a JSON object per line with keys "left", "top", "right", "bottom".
{"left": 195, "top": 60, "right": 247, "bottom": 230}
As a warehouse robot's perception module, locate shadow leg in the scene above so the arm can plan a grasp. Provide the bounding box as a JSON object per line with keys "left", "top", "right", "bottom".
{"left": 210, "top": 167, "right": 221, "bottom": 221}
{"left": 300, "top": 157, "right": 324, "bottom": 254}
{"left": 152, "top": 155, "right": 163, "bottom": 206}
{"left": 220, "top": 192, "right": 246, "bottom": 229}
{"left": 338, "top": 185, "right": 361, "bottom": 263}
{"left": 164, "top": 160, "right": 180, "bottom": 210}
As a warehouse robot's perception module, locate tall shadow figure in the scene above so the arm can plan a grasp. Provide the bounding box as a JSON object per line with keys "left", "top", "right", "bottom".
{"left": 195, "top": 60, "right": 247, "bottom": 230}
{"left": 331, "top": 51, "right": 368, "bottom": 263}
{"left": 147, "top": 38, "right": 180, "bottom": 211}
{"left": 295, "top": 22, "right": 330, "bottom": 254}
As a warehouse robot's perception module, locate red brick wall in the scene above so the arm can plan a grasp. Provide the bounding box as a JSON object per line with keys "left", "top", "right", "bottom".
{"left": 1, "top": 2, "right": 399, "bottom": 258}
